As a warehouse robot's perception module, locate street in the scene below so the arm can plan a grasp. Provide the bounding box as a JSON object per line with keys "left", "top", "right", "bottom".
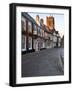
{"left": 22, "top": 48, "right": 64, "bottom": 77}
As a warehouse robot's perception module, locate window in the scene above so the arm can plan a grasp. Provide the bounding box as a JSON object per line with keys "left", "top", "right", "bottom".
{"left": 28, "top": 21, "right": 32, "bottom": 32}
{"left": 53, "top": 36, "right": 57, "bottom": 42}
{"left": 22, "top": 35, "right": 26, "bottom": 51}
{"left": 40, "top": 29, "right": 42, "bottom": 37}
{"left": 33, "top": 24, "right": 37, "bottom": 34}
{"left": 28, "top": 37, "right": 32, "bottom": 49}
{"left": 21, "top": 16, "right": 26, "bottom": 31}
{"left": 42, "top": 30, "right": 44, "bottom": 37}
{"left": 58, "top": 37, "right": 61, "bottom": 42}
{"left": 45, "top": 32, "right": 48, "bottom": 39}
{"left": 41, "top": 40, "right": 44, "bottom": 48}
{"left": 34, "top": 24, "right": 37, "bottom": 31}
{"left": 38, "top": 27, "right": 41, "bottom": 36}
{"left": 50, "top": 34, "right": 53, "bottom": 40}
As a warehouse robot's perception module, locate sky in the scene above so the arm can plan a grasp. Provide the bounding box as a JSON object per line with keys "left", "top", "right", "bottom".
{"left": 28, "top": 12, "right": 64, "bottom": 38}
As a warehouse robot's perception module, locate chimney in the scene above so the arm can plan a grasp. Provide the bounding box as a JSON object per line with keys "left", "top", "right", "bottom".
{"left": 36, "top": 15, "right": 40, "bottom": 25}
{"left": 40, "top": 19, "right": 44, "bottom": 26}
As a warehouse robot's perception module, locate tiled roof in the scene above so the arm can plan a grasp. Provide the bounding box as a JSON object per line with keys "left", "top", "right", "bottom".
{"left": 22, "top": 12, "right": 37, "bottom": 25}
{"left": 22, "top": 12, "right": 54, "bottom": 34}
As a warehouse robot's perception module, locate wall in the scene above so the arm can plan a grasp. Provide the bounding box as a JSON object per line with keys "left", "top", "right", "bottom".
{"left": 0, "top": 0, "right": 72, "bottom": 90}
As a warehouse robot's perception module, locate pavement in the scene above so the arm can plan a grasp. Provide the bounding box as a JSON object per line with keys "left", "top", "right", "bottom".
{"left": 22, "top": 48, "right": 64, "bottom": 77}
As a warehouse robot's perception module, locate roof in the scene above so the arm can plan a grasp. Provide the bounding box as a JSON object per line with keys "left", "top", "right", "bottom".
{"left": 22, "top": 12, "right": 54, "bottom": 34}
{"left": 42, "top": 25, "right": 54, "bottom": 34}
{"left": 22, "top": 12, "right": 37, "bottom": 25}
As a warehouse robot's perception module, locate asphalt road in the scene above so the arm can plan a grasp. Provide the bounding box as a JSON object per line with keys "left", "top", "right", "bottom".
{"left": 22, "top": 48, "right": 64, "bottom": 77}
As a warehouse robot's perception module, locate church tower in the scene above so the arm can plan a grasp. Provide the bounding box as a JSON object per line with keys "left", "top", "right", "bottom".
{"left": 46, "top": 16, "right": 55, "bottom": 30}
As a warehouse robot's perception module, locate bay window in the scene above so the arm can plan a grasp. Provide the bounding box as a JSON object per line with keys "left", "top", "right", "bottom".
{"left": 42, "top": 30, "right": 44, "bottom": 37}
{"left": 28, "top": 37, "right": 32, "bottom": 49}
{"left": 38, "top": 27, "right": 41, "bottom": 36}
{"left": 22, "top": 35, "right": 26, "bottom": 51}
{"left": 21, "top": 16, "right": 26, "bottom": 31}
{"left": 45, "top": 32, "right": 48, "bottom": 39}
{"left": 28, "top": 21, "right": 32, "bottom": 33}
{"left": 40, "top": 29, "right": 42, "bottom": 37}
{"left": 33, "top": 24, "right": 37, "bottom": 35}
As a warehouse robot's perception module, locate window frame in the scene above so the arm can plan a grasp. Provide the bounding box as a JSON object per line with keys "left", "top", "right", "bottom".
{"left": 28, "top": 20, "right": 32, "bottom": 33}
{"left": 28, "top": 36, "right": 32, "bottom": 50}
{"left": 22, "top": 35, "right": 26, "bottom": 51}
{"left": 21, "top": 16, "right": 26, "bottom": 31}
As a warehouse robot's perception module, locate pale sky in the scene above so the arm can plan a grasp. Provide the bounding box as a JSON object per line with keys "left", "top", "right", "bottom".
{"left": 28, "top": 12, "right": 64, "bottom": 38}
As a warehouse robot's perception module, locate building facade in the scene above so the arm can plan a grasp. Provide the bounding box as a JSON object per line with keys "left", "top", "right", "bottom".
{"left": 52, "top": 31, "right": 61, "bottom": 48}
{"left": 21, "top": 12, "right": 61, "bottom": 54}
